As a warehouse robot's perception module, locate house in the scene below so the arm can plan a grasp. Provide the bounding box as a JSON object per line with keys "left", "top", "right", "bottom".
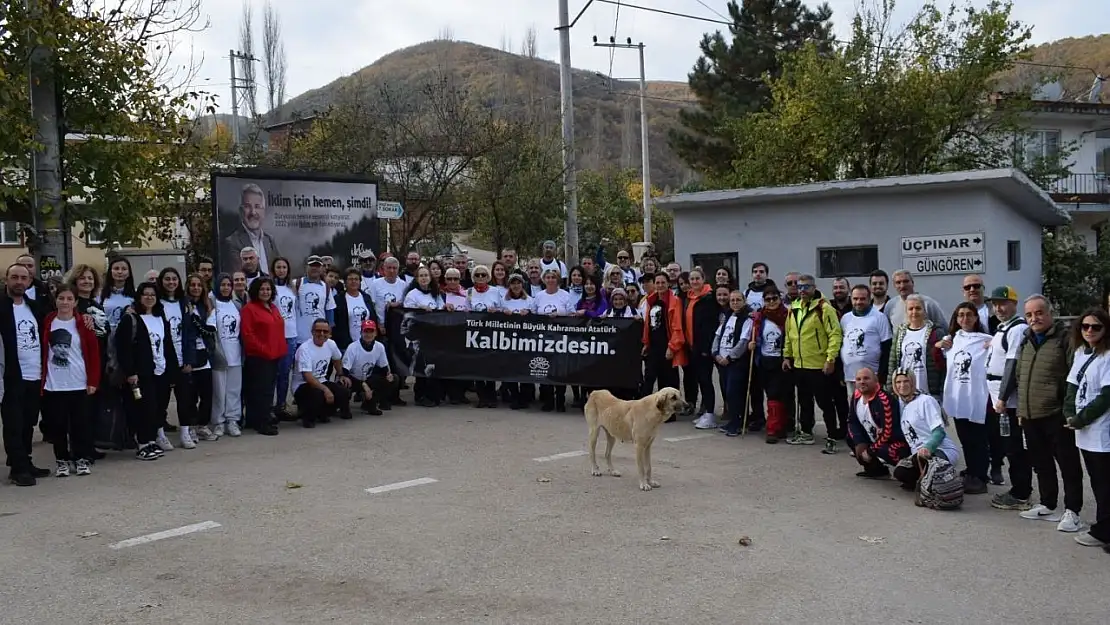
{"left": 262, "top": 115, "right": 318, "bottom": 152}
{"left": 657, "top": 169, "right": 1069, "bottom": 314}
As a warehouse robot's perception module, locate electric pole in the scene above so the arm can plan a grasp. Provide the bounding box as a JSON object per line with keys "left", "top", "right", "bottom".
{"left": 228, "top": 49, "right": 258, "bottom": 145}
{"left": 592, "top": 37, "right": 652, "bottom": 243}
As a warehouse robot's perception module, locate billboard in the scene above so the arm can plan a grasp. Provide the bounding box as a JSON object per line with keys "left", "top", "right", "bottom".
{"left": 211, "top": 170, "right": 380, "bottom": 275}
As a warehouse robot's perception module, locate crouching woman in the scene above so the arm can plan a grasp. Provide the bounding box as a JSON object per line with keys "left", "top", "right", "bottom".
{"left": 891, "top": 368, "right": 961, "bottom": 489}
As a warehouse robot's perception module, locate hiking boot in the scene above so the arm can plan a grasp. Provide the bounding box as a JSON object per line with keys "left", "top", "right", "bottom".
{"left": 787, "top": 432, "right": 816, "bottom": 445}
{"left": 821, "top": 438, "right": 839, "bottom": 455}
{"left": 991, "top": 492, "right": 1032, "bottom": 511}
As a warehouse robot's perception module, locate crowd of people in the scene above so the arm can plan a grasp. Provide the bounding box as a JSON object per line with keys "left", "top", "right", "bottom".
{"left": 1, "top": 242, "right": 1107, "bottom": 555}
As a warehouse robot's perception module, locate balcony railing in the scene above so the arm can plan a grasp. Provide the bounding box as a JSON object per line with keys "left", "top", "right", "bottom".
{"left": 1045, "top": 173, "right": 1110, "bottom": 203}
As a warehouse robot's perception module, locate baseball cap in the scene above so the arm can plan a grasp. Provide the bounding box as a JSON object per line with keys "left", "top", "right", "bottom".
{"left": 360, "top": 320, "right": 377, "bottom": 332}
{"left": 305, "top": 255, "right": 323, "bottom": 266}
{"left": 507, "top": 273, "right": 525, "bottom": 283}
{"left": 542, "top": 240, "right": 556, "bottom": 249}
{"left": 988, "top": 286, "right": 1019, "bottom": 302}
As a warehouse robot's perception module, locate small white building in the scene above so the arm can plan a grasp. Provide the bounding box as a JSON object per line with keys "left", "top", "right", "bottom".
{"left": 657, "top": 168, "right": 1069, "bottom": 314}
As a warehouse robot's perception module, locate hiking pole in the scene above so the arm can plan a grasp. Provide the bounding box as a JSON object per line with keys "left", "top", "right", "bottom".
{"left": 741, "top": 347, "right": 755, "bottom": 437}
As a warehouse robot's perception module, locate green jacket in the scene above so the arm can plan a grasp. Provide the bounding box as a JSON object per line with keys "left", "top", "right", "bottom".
{"left": 1017, "top": 320, "right": 1073, "bottom": 421}
{"left": 784, "top": 297, "right": 842, "bottom": 370}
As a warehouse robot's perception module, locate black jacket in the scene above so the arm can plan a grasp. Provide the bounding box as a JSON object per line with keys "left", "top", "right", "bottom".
{"left": 332, "top": 290, "right": 378, "bottom": 352}
{"left": 0, "top": 292, "right": 47, "bottom": 382}
{"left": 115, "top": 312, "right": 179, "bottom": 382}
{"left": 683, "top": 289, "right": 720, "bottom": 357}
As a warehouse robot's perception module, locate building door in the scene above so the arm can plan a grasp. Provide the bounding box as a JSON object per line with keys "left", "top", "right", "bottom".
{"left": 691, "top": 252, "right": 739, "bottom": 283}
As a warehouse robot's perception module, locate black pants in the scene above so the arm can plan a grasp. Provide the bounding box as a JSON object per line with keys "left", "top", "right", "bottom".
{"left": 244, "top": 356, "right": 278, "bottom": 430}
{"left": 474, "top": 380, "right": 497, "bottom": 404}
{"left": 795, "top": 368, "right": 838, "bottom": 438}
{"left": 855, "top": 450, "right": 891, "bottom": 476}
{"left": 156, "top": 369, "right": 195, "bottom": 429}
{"left": 539, "top": 384, "right": 566, "bottom": 410}
{"left": 190, "top": 369, "right": 213, "bottom": 428}
{"left": 348, "top": 374, "right": 397, "bottom": 409}
{"left": 376, "top": 335, "right": 404, "bottom": 403}
{"left": 42, "top": 390, "right": 93, "bottom": 461}
{"left": 413, "top": 377, "right": 441, "bottom": 404}
{"left": 121, "top": 377, "right": 159, "bottom": 445}
{"left": 827, "top": 362, "right": 850, "bottom": 440}
{"left": 2, "top": 379, "right": 42, "bottom": 473}
{"left": 955, "top": 418, "right": 989, "bottom": 482}
{"left": 686, "top": 354, "right": 715, "bottom": 414}
{"left": 294, "top": 381, "right": 350, "bottom": 422}
{"left": 986, "top": 405, "right": 1005, "bottom": 473}
{"left": 1081, "top": 450, "right": 1110, "bottom": 543}
{"left": 1024, "top": 415, "right": 1084, "bottom": 513}
{"left": 642, "top": 350, "right": 680, "bottom": 396}
{"left": 445, "top": 380, "right": 469, "bottom": 403}
{"left": 747, "top": 359, "right": 765, "bottom": 425}
{"left": 682, "top": 363, "right": 699, "bottom": 409}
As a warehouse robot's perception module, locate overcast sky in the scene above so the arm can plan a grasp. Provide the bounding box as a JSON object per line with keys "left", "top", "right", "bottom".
{"left": 177, "top": 0, "right": 1108, "bottom": 113}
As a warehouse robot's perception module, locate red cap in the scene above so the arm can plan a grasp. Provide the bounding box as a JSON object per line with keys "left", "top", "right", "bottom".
{"left": 360, "top": 320, "right": 377, "bottom": 332}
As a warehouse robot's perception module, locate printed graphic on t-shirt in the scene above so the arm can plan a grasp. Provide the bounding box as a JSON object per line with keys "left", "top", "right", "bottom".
{"left": 109, "top": 306, "right": 124, "bottom": 328}
{"left": 361, "top": 362, "right": 373, "bottom": 380}
{"left": 278, "top": 294, "right": 295, "bottom": 319}
{"left": 351, "top": 304, "right": 369, "bottom": 324}
{"left": 17, "top": 319, "right": 38, "bottom": 351}
{"left": 150, "top": 330, "right": 163, "bottom": 359}
{"left": 168, "top": 315, "right": 182, "bottom": 342}
{"left": 541, "top": 303, "right": 558, "bottom": 314}
{"left": 1079, "top": 377, "right": 1089, "bottom": 405}
{"left": 867, "top": 422, "right": 878, "bottom": 441}
{"left": 845, "top": 328, "right": 866, "bottom": 357}
{"left": 905, "top": 422, "right": 919, "bottom": 445}
{"left": 649, "top": 304, "right": 663, "bottom": 330}
{"left": 303, "top": 291, "right": 321, "bottom": 316}
{"left": 902, "top": 341, "right": 925, "bottom": 370}
{"left": 471, "top": 301, "right": 489, "bottom": 312}
{"left": 313, "top": 358, "right": 328, "bottom": 379}
{"left": 219, "top": 313, "right": 238, "bottom": 339}
{"left": 49, "top": 328, "right": 73, "bottom": 367}
{"left": 383, "top": 291, "right": 397, "bottom": 303}
{"left": 765, "top": 325, "right": 784, "bottom": 351}
{"left": 953, "top": 350, "right": 973, "bottom": 383}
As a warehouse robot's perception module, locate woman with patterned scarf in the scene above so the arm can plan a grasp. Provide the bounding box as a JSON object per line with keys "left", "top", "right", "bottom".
{"left": 886, "top": 294, "right": 945, "bottom": 398}
{"left": 743, "top": 285, "right": 790, "bottom": 442}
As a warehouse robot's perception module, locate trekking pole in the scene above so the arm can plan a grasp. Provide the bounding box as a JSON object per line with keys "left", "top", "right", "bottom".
{"left": 741, "top": 347, "right": 755, "bottom": 437}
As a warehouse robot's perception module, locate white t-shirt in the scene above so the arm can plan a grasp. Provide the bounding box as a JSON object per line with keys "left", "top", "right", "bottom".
{"left": 619, "top": 266, "right": 640, "bottom": 285}
{"left": 13, "top": 302, "right": 41, "bottom": 381}
{"left": 715, "top": 315, "right": 740, "bottom": 359}
{"left": 211, "top": 299, "right": 242, "bottom": 367}
{"left": 977, "top": 303, "right": 991, "bottom": 331}
{"left": 566, "top": 286, "right": 583, "bottom": 309}
{"left": 539, "top": 257, "right": 567, "bottom": 279}
{"left": 342, "top": 340, "right": 389, "bottom": 381}
{"left": 403, "top": 289, "right": 444, "bottom": 310}
{"left": 467, "top": 287, "right": 502, "bottom": 313}
{"left": 500, "top": 294, "right": 533, "bottom": 313}
{"left": 744, "top": 288, "right": 764, "bottom": 312}
{"left": 840, "top": 308, "right": 892, "bottom": 381}
{"left": 101, "top": 290, "right": 134, "bottom": 331}
{"left": 899, "top": 326, "right": 930, "bottom": 393}
{"left": 26, "top": 285, "right": 37, "bottom": 300}
{"left": 986, "top": 318, "right": 1027, "bottom": 409}
{"left": 344, "top": 293, "right": 372, "bottom": 342}
{"left": 444, "top": 291, "right": 468, "bottom": 311}
{"left": 855, "top": 396, "right": 879, "bottom": 443}
{"left": 739, "top": 317, "right": 784, "bottom": 358}
{"left": 369, "top": 277, "right": 409, "bottom": 324}
{"left": 1069, "top": 349, "right": 1110, "bottom": 453}
{"left": 942, "top": 330, "right": 992, "bottom": 424}
{"left": 141, "top": 314, "right": 167, "bottom": 376}
{"left": 900, "top": 394, "right": 960, "bottom": 464}
{"left": 45, "top": 317, "right": 87, "bottom": 391}
{"left": 293, "top": 338, "right": 342, "bottom": 393}
{"left": 532, "top": 289, "right": 574, "bottom": 315}
{"left": 607, "top": 306, "right": 636, "bottom": 319}
{"left": 296, "top": 280, "right": 336, "bottom": 343}
{"left": 161, "top": 300, "right": 184, "bottom": 367}
{"left": 274, "top": 283, "right": 298, "bottom": 339}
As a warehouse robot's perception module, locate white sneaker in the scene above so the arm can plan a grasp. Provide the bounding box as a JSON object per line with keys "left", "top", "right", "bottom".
{"left": 156, "top": 428, "right": 175, "bottom": 451}
{"left": 195, "top": 425, "right": 219, "bottom": 442}
{"left": 180, "top": 426, "right": 196, "bottom": 450}
{"left": 213, "top": 423, "right": 226, "bottom": 438}
{"left": 694, "top": 412, "right": 719, "bottom": 430}
{"left": 226, "top": 421, "right": 242, "bottom": 437}
{"left": 54, "top": 460, "right": 70, "bottom": 477}
{"left": 1074, "top": 531, "right": 1107, "bottom": 547}
{"left": 1019, "top": 504, "right": 1062, "bottom": 522}
{"left": 1057, "top": 509, "right": 1084, "bottom": 533}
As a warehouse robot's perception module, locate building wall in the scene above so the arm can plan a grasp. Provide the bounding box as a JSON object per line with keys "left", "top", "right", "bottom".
{"left": 672, "top": 188, "right": 1044, "bottom": 314}
{"left": 0, "top": 221, "right": 177, "bottom": 277}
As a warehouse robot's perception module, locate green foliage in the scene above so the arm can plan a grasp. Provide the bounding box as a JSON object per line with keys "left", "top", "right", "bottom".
{"left": 670, "top": 0, "right": 835, "bottom": 180}
{"left": 576, "top": 168, "right": 672, "bottom": 261}
{"left": 1042, "top": 226, "right": 1110, "bottom": 316}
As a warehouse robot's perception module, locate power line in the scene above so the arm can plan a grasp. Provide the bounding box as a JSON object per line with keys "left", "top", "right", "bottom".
{"left": 608, "top": 1, "right": 622, "bottom": 79}
{"left": 595, "top": 0, "right": 728, "bottom": 25}
{"left": 693, "top": 0, "right": 729, "bottom": 22}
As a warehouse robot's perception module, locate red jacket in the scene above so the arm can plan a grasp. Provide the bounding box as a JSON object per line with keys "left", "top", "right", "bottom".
{"left": 40, "top": 311, "right": 102, "bottom": 392}
{"left": 241, "top": 300, "right": 286, "bottom": 360}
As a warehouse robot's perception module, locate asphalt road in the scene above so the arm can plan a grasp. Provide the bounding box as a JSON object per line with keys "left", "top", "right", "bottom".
{"left": 1, "top": 398, "right": 1106, "bottom": 624}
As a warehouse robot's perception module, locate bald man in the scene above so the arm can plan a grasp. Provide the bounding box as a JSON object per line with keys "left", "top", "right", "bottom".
{"left": 846, "top": 368, "right": 909, "bottom": 479}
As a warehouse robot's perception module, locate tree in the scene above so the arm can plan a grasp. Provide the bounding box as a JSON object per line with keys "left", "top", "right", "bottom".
{"left": 718, "top": 0, "right": 1036, "bottom": 189}
{"left": 576, "top": 168, "right": 671, "bottom": 261}
{"left": 239, "top": 0, "right": 258, "bottom": 117}
{"left": 0, "top": 0, "right": 217, "bottom": 248}
{"left": 1042, "top": 226, "right": 1110, "bottom": 316}
{"left": 668, "top": 0, "right": 834, "bottom": 180}
{"left": 262, "top": 0, "right": 287, "bottom": 112}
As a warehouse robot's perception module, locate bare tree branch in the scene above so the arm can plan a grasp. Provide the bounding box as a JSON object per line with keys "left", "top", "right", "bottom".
{"left": 261, "top": 0, "right": 287, "bottom": 114}
{"left": 238, "top": 0, "right": 257, "bottom": 117}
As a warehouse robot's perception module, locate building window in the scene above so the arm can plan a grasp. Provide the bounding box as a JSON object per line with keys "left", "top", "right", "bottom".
{"left": 83, "top": 219, "right": 107, "bottom": 246}
{"left": 0, "top": 221, "right": 21, "bottom": 246}
{"left": 1007, "top": 240, "right": 1021, "bottom": 271}
{"left": 691, "top": 252, "right": 739, "bottom": 282}
{"left": 1096, "top": 129, "right": 1110, "bottom": 176}
{"left": 817, "top": 246, "right": 879, "bottom": 278}
{"left": 1018, "top": 129, "right": 1061, "bottom": 165}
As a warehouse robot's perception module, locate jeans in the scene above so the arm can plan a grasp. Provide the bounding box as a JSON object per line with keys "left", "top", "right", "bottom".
{"left": 2, "top": 379, "right": 41, "bottom": 473}
{"left": 1081, "top": 450, "right": 1110, "bottom": 542}
{"left": 954, "top": 418, "right": 989, "bottom": 482}
{"left": 1024, "top": 415, "right": 1085, "bottom": 513}
{"left": 42, "top": 390, "right": 93, "bottom": 461}
{"left": 274, "top": 338, "right": 297, "bottom": 410}
{"left": 722, "top": 359, "right": 750, "bottom": 427}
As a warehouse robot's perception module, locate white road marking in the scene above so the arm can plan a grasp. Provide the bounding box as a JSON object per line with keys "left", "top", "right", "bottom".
{"left": 109, "top": 521, "right": 221, "bottom": 550}
{"left": 532, "top": 450, "right": 588, "bottom": 463}
{"left": 663, "top": 433, "right": 715, "bottom": 442}
{"left": 365, "top": 477, "right": 439, "bottom": 494}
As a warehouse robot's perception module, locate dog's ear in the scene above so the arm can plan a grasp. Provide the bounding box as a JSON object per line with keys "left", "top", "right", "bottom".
{"left": 657, "top": 392, "right": 674, "bottom": 412}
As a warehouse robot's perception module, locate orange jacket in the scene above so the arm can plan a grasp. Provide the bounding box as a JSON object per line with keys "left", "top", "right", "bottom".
{"left": 682, "top": 283, "right": 715, "bottom": 356}
{"left": 641, "top": 290, "right": 687, "bottom": 367}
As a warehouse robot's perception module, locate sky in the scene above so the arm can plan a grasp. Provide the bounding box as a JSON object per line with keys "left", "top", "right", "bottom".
{"left": 174, "top": 0, "right": 1109, "bottom": 114}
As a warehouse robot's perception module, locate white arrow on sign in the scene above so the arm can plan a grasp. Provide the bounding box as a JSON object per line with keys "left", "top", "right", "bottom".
{"left": 376, "top": 201, "right": 404, "bottom": 220}
{"left": 900, "top": 232, "right": 984, "bottom": 256}
{"left": 903, "top": 253, "right": 985, "bottom": 276}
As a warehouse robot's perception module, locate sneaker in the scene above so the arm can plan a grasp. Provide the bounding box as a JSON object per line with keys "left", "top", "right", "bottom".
{"left": 989, "top": 468, "right": 1005, "bottom": 486}
{"left": 54, "top": 460, "right": 70, "bottom": 477}
{"left": 1019, "top": 504, "right": 1062, "bottom": 522}
{"left": 787, "top": 432, "right": 816, "bottom": 445}
{"left": 213, "top": 423, "right": 226, "bottom": 438}
{"left": 195, "top": 426, "right": 219, "bottom": 442}
{"left": 179, "top": 426, "right": 196, "bottom": 450}
{"left": 9, "top": 472, "right": 36, "bottom": 486}
{"left": 156, "top": 429, "right": 174, "bottom": 451}
{"left": 1074, "top": 531, "right": 1107, "bottom": 547}
{"left": 821, "top": 438, "right": 839, "bottom": 454}
{"left": 765, "top": 436, "right": 779, "bottom": 444}
{"left": 1057, "top": 510, "right": 1084, "bottom": 533}
{"left": 226, "top": 421, "right": 242, "bottom": 437}
{"left": 963, "top": 476, "right": 989, "bottom": 494}
{"left": 136, "top": 443, "right": 160, "bottom": 461}
{"left": 693, "top": 412, "right": 719, "bottom": 430}
{"left": 75, "top": 459, "right": 91, "bottom": 476}
{"left": 991, "top": 492, "right": 1032, "bottom": 511}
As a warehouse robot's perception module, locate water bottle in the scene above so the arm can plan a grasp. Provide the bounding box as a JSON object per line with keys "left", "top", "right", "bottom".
{"left": 999, "top": 412, "right": 1010, "bottom": 438}
{"left": 131, "top": 382, "right": 142, "bottom": 401}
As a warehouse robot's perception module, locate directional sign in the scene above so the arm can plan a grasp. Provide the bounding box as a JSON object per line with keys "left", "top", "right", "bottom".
{"left": 376, "top": 200, "right": 404, "bottom": 220}
{"left": 901, "top": 232, "right": 984, "bottom": 256}
{"left": 903, "top": 253, "right": 985, "bottom": 276}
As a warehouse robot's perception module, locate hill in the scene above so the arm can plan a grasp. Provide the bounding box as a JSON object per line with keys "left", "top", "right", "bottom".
{"left": 999, "top": 33, "right": 1110, "bottom": 101}
{"left": 274, "top": 40, "right": 696, "bottom": 189}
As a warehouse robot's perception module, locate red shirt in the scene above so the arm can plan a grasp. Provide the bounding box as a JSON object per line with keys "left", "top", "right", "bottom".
{"left": 240, "top": 300, "right": 286, "bottom": 360}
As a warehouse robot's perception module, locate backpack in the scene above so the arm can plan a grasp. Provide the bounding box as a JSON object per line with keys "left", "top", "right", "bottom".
{"left": 1000, "top": 318, "right": 1028, "bottom": 353}
{"left": 106, "top": 313, "right": 138, "bottom": 387}
{"left": 915, "top": 456, "right": 964, "bottom": 510}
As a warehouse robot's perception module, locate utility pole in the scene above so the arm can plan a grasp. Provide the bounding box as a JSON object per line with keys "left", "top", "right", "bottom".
{"left": 26, "top": 0, "right": 69, "bottom": 277}
{"left": 555, "top": 0, "right": 580, "bottom": 264}
{"left": 228, "top": 49, "right": 258, "bottom": 145}
{"left": 593, "top": 37, "right": 652, "bottom": 243}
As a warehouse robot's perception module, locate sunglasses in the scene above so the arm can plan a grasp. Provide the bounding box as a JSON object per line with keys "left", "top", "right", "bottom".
{"left": 617, "top": 256, "right": 629, "bottom": 260}
{"left": 786, "top": 281, "right": 797, "bottom": 286}
{"left": 764, "top": 295, "right": 780, "bottom": 302}
{"left": 963, "top": 284, "right": 983, "bottom": 291}
{"left": 1082, "top": 323, "right": 1104, "bottom": 332}
{"left": 446, "top": 277, "right": 459, "bottom": 281}
{"left": 797, "top": 284, "right": 814, "bottom": 291}
{"left": 473, "top": 273, "right": 489, "bottom": 278}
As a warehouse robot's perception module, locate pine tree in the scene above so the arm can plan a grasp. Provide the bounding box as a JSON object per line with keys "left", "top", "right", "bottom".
{"left": 669, "top": 0, "right": 835, "bottom": 180}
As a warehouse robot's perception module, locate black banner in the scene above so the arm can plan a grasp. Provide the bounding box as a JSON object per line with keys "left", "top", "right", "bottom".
{"left": 385, "top": 309, "right": 643, "bottom": 388}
